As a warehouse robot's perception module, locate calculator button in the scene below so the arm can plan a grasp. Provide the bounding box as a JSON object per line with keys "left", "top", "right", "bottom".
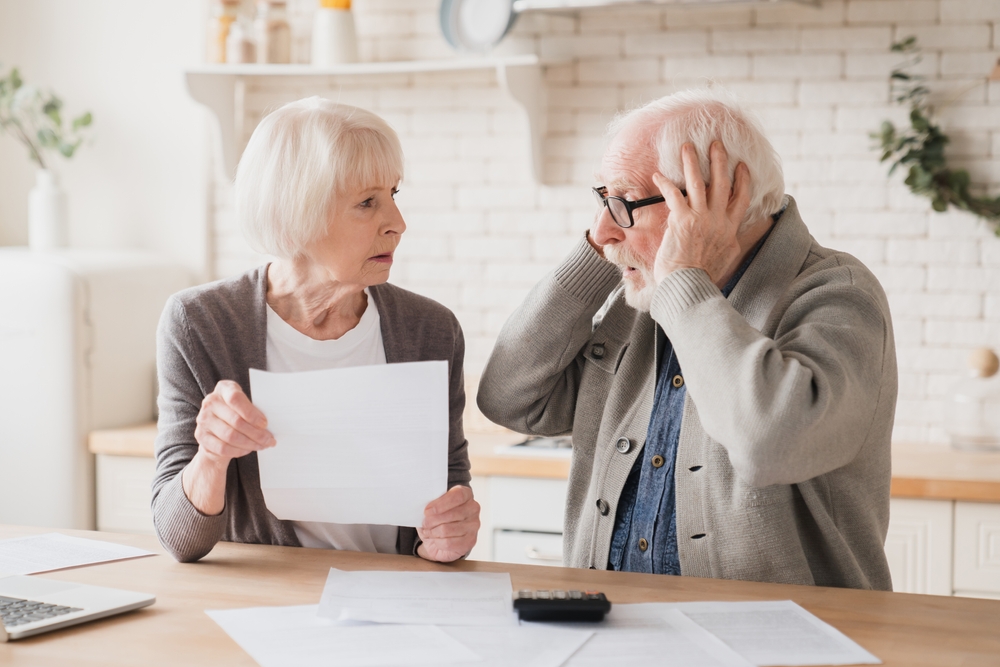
{"left": 568, "top": 590, "right": 583, "bottom": 599}
{"left": 536, "top": 590, "right": 551, "bottom": 599}
{"left": 516, "top": 590, "right": 532, "bottom": 599}
{"left": 553, "top": 590, "right": 567, "bottom": 599}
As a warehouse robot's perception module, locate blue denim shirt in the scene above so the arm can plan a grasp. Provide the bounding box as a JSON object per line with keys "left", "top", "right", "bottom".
{"left": 608, "top": 218, "right": 779, "bottom": 575}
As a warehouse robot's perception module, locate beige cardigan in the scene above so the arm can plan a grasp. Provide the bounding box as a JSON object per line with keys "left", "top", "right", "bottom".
{"left": 478, "top": 197, "right": 896, "bottom": 590}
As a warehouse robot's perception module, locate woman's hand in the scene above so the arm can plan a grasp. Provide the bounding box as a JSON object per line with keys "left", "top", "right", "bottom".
{"left": 182, "top": 380, "right": 275, "bottom": 516}
{"left": 416, "top": 486, "right": 481, "bottom": 563}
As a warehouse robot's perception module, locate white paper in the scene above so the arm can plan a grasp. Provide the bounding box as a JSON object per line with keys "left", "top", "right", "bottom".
{"left": 250, "top": 360, "right": 449, "bottom": 527}
{"left": 0, "top": 533, "right": 154, "bottom": 576}
{"left": 678, "top": 600, "right": 881, "bottom": 666}
{"left": 552, "top": 608, "right": 753, "bottom": 667}
{"left": 206, "top": 604, "right": 483, "bottom": 667}
{"left": 441, "top": 625, "right": 595, "bottom": 667}
{"left": 318, "top": 569, "right": 516, "bottom": 626}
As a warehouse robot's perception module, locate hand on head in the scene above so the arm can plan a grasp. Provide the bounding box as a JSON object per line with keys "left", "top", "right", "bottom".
{"left": 416, "top": 485, "right": 481, "bottom": 563}
{"left": 652, "top": 141, "right": 752, "bottom": 287}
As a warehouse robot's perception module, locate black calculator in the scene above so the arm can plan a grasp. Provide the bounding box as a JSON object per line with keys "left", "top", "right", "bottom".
{"left": 513, "top": 589, "right": 611, "bottom": 622}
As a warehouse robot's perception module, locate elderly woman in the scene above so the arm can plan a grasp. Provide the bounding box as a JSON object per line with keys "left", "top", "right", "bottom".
{"left": 151, "top": 98, "right": 478, "bottom": 563}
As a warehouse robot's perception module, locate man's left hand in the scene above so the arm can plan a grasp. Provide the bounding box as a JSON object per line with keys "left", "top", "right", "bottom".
{"left": 652, "top": 141, "right": 751, "bottom": 287}
{"left": 416, "top": 485, "right": 480, "bottom": 563}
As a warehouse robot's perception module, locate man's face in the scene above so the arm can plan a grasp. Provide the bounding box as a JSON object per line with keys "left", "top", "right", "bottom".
{"left": 593, "top": 123, "right": 669, "bottom": 312}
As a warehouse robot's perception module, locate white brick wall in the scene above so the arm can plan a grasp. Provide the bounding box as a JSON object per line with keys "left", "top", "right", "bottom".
{"left": 210, "top": 0, "right": 1000, "bottom": 444}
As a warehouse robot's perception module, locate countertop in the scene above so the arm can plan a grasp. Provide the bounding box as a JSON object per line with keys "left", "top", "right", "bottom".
{"left": 89, "top": 424, "right": 1000, "bottom": 503}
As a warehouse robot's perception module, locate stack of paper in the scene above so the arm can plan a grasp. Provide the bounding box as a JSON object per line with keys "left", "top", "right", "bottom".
{"left": 0, "top": 533, "right": 154, "bottom": 577}
{"left": 208, "top": 571, "right": 881, "bottom": 667}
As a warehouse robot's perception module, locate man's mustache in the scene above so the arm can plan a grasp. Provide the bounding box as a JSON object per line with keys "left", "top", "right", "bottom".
{"left": 605, "top": 244, "right": 650, "bottom": 272}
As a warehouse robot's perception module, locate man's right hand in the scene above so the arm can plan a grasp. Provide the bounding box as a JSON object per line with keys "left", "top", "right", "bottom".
{"left": 183, "top": 380, "right": 275, "bottom": 515}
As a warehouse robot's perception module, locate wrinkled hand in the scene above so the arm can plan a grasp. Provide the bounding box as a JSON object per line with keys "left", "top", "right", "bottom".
{"left": 652, "top": 141, "right": 751, "bottom": 287}
{"left": 194, "top": 380, "right": 275, "bottom": 469}
{"left": 416, "top": 485, "right": 481, "bottom": 563}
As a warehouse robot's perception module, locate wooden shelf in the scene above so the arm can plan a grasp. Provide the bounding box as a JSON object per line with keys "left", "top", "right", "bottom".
{"left": 184, "top": 55, "right": 546, "bottom": 181}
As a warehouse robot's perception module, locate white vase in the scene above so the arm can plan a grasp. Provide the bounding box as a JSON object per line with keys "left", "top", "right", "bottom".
{"left": 311, "top": 7, "right": 358, "bottom": 67}
{"left": 28, "top": 169, "right": 68, "bottom": 250}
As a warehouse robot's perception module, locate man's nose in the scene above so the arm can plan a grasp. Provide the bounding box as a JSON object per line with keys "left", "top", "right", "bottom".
{"left": 592, "top": 205, "right": 625, "bottom": 246}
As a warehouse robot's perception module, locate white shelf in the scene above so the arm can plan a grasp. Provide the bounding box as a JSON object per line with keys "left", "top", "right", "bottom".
{"left": 185, "top": 55, "right": 546, "bottom": 181}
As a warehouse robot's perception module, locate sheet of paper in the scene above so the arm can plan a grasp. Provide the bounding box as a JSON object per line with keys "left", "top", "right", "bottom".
{"left": 317, "top": 569, "right": 516, "bottom": 626}
{"left": 250, "top": 360, "right": 449, "bottom": 527}
{"left": 551, "top": 608, "right": 753, "bottom": 667}
{"left": 678, "top": 600, "right": 881, "bottom": 666}
{"left": 0, "top": 533, "right": 154, "bottom": 576}
{"left": 206, "top": 604, "right": 483, "bottom": 667}
{"left": 441, "top": 625, "right": 594, "bottom": 667}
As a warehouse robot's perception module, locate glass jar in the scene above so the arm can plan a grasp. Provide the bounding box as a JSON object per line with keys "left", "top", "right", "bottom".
{"left": 945, "top": 348, "right": 1000, "bottom": 451}
{"left": 255, "top": 1, "right": 292, "bottom": 64}
{"left": 207, "top": 0, "right": 240, "bottom": 64}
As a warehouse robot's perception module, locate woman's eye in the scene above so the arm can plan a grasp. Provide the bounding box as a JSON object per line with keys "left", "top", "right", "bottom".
{"left": 391, "top": 189, "right": 399, "bottom": 200}
{"left": 360, "top": 197, "right": 375, "bottom": 208}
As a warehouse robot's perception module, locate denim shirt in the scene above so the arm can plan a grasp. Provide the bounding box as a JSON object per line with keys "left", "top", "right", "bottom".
{"left": 607, "top": 216, "right": 779, "bottom": 575}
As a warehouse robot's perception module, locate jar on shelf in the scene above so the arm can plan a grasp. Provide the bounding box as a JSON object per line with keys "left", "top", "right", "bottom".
{"left": 945, "top": 348, "right": 1000, "bottom": 451}
{"left": 226, "top": 17, "right": 257, "bottom": 64}
{"left": 207, "top": 0, "right": 240, "bottom": 64}
{"left": 312, "top": 0, "right": 358, "bottom": 67}
{"left": 255, "top": 0, "right": 292, "bottom": 64}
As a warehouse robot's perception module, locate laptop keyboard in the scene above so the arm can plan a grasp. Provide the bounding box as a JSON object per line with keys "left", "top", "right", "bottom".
{"left": 0, "top": 595, "right": 82, "bottom": 627}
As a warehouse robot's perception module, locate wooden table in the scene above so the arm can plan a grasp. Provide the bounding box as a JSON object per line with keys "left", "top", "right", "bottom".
{"left": 2, "top": 525, "right": 999, "bottom": 666}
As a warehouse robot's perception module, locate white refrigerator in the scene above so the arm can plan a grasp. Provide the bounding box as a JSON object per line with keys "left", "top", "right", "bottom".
{"left": 0, "top": 249, "right": 191, "bottom": 529}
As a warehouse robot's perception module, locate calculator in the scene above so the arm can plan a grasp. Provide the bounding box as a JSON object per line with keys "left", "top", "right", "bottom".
{"left": 513, "top": 589, "right": 611, "bottom": 622}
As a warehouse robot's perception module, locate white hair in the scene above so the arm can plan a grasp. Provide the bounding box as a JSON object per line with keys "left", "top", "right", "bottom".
{"left": 235, "top": 97, "right": 404, "bottom": 258}
{"left": 607, "top": 89, "right": 784, "bottom": 229}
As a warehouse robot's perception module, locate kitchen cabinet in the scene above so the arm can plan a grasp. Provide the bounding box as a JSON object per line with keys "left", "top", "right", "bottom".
{"left": 885, "top": 498, "right": 953, "bottom": 595}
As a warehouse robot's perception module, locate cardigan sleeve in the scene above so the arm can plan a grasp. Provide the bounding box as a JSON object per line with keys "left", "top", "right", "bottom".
{"left": 150, "top": 295, "right": 230, "bottom": 562}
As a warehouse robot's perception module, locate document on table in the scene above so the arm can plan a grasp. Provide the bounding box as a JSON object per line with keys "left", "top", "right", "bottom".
{"left": 441, "top": 625, "right": 595, "bottom": 667}
{"left": 318, "top": 569, "right": 516, "bottom": 626}
{"left": 0, "top": 533, "right": 154, "bottom": 577}
{"left": 206, "top": 605, "right": 482, "bottom": 667}
{"left": 556, "top": 608, "right": 753, "bottom": 667}
{"left": 250, "top": 360, "right": 449, "bottom": 528}
{"left": 677, "top": 600, "right": 881, "bottom": 666}
{"left": 599, "top": 601, "right": 880, "bottom": 666}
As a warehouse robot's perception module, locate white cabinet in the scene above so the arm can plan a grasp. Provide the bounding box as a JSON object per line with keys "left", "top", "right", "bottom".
{"left": 95, "top": 455, "right": 156, "bottom": 534}
{"left": 953, "top": 501, "right": 1000, "bottom": 597}
{"left": 494, "top": 530, "right": 564, "bottom": 567}
{"left": 474, "top": 476, "right": 568, "bottom": 566}
{"left": 885, "top": 498, "right": 954, "bottom": 595}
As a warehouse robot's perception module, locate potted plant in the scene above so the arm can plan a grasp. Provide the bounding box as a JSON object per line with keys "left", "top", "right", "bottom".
{"left": 0, "top": 66, "right": 92, "bottom": 249}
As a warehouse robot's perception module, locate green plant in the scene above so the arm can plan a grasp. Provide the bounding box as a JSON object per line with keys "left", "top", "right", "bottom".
{"left": 0, "top": 65, "right": 92, "bottom": 170}
{"left": 873, "top": 37, "right": 1000, "bottom": 235}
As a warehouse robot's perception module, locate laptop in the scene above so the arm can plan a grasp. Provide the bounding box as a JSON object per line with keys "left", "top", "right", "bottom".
{"left": 0, "top": 575, "right": 154, "bottom": 641}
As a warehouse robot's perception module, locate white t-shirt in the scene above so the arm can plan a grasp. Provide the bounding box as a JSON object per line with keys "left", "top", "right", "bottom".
{"left": 265, "top": 289, "right": 400, "bottom": 554}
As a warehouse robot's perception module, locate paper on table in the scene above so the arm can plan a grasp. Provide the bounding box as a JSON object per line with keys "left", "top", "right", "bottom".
{"left": 555, "top": 608, "right": 753, "bottom": 667}
{"left": 0, "top": 533, "right": 154, "bottom": 577}
{"left": 318, "top": 569, "right": 516, "bottom": 626}
{"left": 250, "top": 360, "right": 448, "bottom": 528}
{"left": 677, "top": 600, "right": 881, "bottom": 666}
{"left": 441, "top": 625, "right": 595, "bottom": 667}
{"left": 206, "top": 604, "right": 483, "bottom": 667}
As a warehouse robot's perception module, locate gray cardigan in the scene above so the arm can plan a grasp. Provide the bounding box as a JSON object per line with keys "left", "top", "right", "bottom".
{"left": 151, "top": 267, "right": 471, "bottom": 562}
{"left": 478, "top": 197, "right": 897, "bottom": 590}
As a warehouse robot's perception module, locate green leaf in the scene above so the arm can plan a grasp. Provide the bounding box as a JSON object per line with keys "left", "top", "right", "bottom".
{"left": 36, "top": 127, "right": 58, "bottom": 148}
{"left": 931, "top": 197, "right": 948, "bottom": 212}
{"left": 58, "top": 140, "right": 79, "bottom": 158}
{"left": 72, "top": 111, "right": 92, "bottom": 129}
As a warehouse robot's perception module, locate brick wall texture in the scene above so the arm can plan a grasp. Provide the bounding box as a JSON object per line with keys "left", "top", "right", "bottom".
{"left": 211, "top": 0, "right": 1000, "bottom": 444}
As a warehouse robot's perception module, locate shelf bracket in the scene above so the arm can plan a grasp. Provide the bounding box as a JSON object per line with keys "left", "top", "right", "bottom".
{"left": 497, "top": 61, "right": 546, "bottom": 183}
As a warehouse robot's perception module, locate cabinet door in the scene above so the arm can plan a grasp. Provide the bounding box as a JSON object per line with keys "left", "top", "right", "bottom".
{"left": 490, "top": 477, "right": 568, "bottom": 533}
{"left": 95, "top": 455, "right": 156, "bottom": 534}
{"left": 953, "top": 501, "right": 1000, "bottom": 595}
{"left": 885, "top": 498, "right": 953, "bottom": 595}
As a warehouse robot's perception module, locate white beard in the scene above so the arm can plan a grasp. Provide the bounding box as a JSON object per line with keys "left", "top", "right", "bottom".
{"left": 605, "top": 245, "right": 656, "bottom": 312}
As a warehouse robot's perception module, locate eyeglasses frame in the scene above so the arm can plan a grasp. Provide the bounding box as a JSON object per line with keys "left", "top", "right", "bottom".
{"left": 592, "top": 186, "right": 684, "bottom": 229}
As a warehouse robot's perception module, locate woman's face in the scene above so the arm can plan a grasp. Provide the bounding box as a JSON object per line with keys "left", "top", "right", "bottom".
{"left": 304, "top": 182, "right": 405, "bottom": 287}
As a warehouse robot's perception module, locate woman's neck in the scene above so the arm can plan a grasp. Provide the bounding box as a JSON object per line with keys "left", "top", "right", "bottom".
{"left": 266, "top": 258, "right": 368, "bottom": 341}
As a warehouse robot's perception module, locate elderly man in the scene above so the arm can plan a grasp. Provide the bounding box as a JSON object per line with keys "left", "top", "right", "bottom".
{"left": 477, "top": 90, "right": 897, "bottom": 590}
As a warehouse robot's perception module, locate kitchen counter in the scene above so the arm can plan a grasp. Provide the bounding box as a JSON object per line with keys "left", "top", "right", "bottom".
{"left": 89, "top": 424, "right": 1000, "bottom": 502}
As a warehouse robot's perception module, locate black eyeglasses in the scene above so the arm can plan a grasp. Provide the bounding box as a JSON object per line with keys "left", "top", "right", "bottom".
{"left": 592, "top": 186, "right": 675, "bottom": 229}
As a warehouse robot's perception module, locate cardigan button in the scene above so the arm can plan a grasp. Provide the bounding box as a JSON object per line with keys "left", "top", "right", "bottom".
{"left": 591, "top": 343, "right": 605, "bottom": 359}
{"left": 615, "top": 437, "right": 631, "bottom": 454}
{"left": 596, "top": 499, "right": 610, "bottom": 516}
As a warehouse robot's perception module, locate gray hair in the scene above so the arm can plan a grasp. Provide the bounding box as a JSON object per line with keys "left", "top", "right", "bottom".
{"left": 235, "top": 97, "right": 404, "bottom": 258}
{"left": 608, "top": 89, "right": 785, "bottom": 228}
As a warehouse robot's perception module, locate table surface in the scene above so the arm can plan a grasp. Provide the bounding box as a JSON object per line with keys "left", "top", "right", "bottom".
{"left": 90, "top": 424, "right": 1000, "bottom": 502}
{"left": 2, "top": 525, "right": 999, "bottom": 667}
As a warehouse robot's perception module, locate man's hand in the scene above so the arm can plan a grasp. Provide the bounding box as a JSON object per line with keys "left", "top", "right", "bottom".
{"left": 652, "top": 141, "right": 751, "bottom": 287}
{"left": 416, "top": 485, "right": 480, "bottom": 563}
